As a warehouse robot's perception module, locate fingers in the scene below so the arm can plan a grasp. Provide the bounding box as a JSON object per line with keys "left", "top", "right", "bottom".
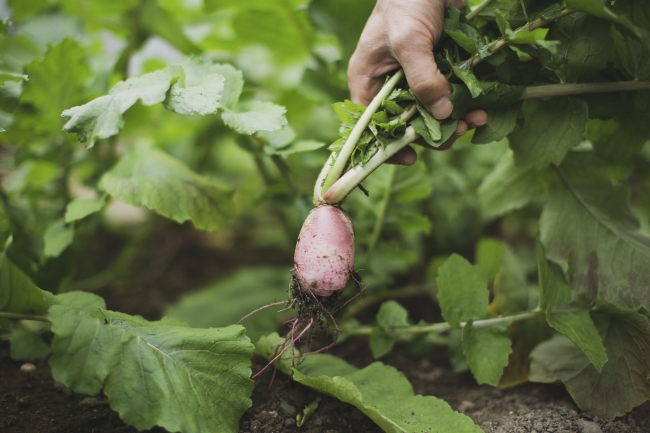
{"left": 386, "top": 146, "right": 417, "bottom": 165}
{"left": 464, "top": 109, "right": 488, "bottom": 129}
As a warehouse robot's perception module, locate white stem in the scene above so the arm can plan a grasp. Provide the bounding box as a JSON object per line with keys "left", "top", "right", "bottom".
{"left": 323, "top": 126, "right": 419, "bottom": 204}
{"left": 321, "top": 70, "right": 405, "bottom": 192}
{"left": 313, "top": 153, "right": 334, "bottom": 204}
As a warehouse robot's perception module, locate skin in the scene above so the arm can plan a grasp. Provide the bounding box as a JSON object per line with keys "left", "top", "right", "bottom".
{"left": 348, "top": 0, "right": 488, "bottom": 165}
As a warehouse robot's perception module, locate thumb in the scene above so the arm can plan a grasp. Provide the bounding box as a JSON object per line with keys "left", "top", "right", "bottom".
{"left": 395, "top": 41, "right": 453, "bottom": 119}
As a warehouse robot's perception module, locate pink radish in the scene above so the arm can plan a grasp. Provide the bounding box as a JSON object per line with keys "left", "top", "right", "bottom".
{"left": 294, "top": 204, "right": 355, "bottom": 297}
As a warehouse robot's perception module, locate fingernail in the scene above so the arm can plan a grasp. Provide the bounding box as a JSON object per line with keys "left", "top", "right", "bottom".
{"left": 475, "top": 119, "right": 487, "bottom": 126}
{"left": 430, "top": 97, "right": 453, "bottom": 120}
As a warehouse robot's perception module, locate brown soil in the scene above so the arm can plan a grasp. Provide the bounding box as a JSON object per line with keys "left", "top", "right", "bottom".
{"left": 1, "top": 229, "right": 648, "bottom": 433}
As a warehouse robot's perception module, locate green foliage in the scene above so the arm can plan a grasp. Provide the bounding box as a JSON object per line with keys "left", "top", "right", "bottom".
{"left": 509, "top": 97, "right": 588, "bottom": 169}
{"left": 537, "top": 242, "right": 607, "bottom": 371}
{"left": 99, "top": 143, "right": 234, "bottom": 231}
{"left": 65, "top": 196, "right": 107, "bottom": 223}
{"left": 49, "top": 291, "right": 254, "bottom": 433}
{"left": 257, "top": 333, "right": 483, "bottom": 433}
{"left": 165, "top": 268, "right": 291, "bottom": 342}
{"left": 436, "top": 254, "right": 489, "bottom": 327}
{"left": 540, "top": 153, "right": 650, "bottom": 310}
{"left": 369, "top": 301, "right": 410, "bottom": 358}
{"left": 530, "top": 312, "right": 650, "bottom": 419}
{"left": 9, "top": 322, "right": 51, "bottom": 361}
{"left": 0, "top": 250, "right": 54, "bottom": 315}
{"left": 462, "top": 321, "right": 512, "bottom": 386}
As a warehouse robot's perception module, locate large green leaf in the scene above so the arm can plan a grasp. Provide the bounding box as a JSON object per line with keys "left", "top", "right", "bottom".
{"left": 99, "top": 143, "right": 234, "bottom": 231}
{"left": 0, "top": 251, "right": 53, "bottom": 315}
{"left": 166, "top": 268, "right": 291, "bottom": 342}
{"left": 540, "top": 153, "right": 650, "bottom": 310}
{"left": 62, "top": 59, "right": 233, "bottom": 147}
{"left": 9, "top": 322, "right": 51, "bottom": 361}
{"left": 9, "top": 38, "right": 90, "bottom": 139}
{"left": 478, "top": 150, "right": 548, "bottom": 217}
{"left": 537, "top": 242, "right": 608, "bottom": 371}
{"left": 540, "top": 13, "right": 613, "bottom": 83}
{"left": 509, "top": 97, "right": 588, "bottom": 170}
{"left": 565, "top": 0, "right": 650, "bottom": 48}
{"left": 49, "top": 291, "right": 254, "bottom": 433}
{"left": 256, "top": 333, "right": 483, "bottom": 433}
{"left": 530, "top": 312, "right": 650, "bottom": 419}
{"left": 462, "top": 321, "right": 512, "bottom": 386}
{"left": 436, "top": 254, "right": 489, "bottom": 327}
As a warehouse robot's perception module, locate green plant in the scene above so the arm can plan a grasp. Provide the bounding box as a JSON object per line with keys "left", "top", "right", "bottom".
{"left": 1, "top": 0, "right": 649, "bottom": 432}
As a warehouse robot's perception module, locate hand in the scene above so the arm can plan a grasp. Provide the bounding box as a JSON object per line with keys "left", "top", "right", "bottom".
{"left": 347, "top": 0, "right": 487, "bottom": 165}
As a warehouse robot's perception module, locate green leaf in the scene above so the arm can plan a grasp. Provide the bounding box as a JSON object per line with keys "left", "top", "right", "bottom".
{"left": 99, "top": 143, "right": 234, "bottom": 231}
{"left": 165, "top": 268, "right": 290, "bottom": 342}
{"left": 270, "top": 140, "right": 327, "bottom": 157}
{"left": 62, "top": 60, "right": 231, "bottom": 147}
{"left": 0, "top": 251, "right": 53, "bottom": 315}
{"left": 565, "top": 0, "right": 650, "bottom": 48}
{"left": 436, "top": 254, "right": 489, "bottom": 327}
{"left": 509, "top": 97, "right": 588, "bottom": 170}
{"left": 222, "top": 100, "right": 287, "bottom": 135}
{"left": 43, "top": 219, "right": 74, "bottom": 258}
{"left": 451, "top": 81, "right": 525, "bottom": 119}
{"left": 537, "top": 241, "right": 608, "bottom": 371}
{"left": 369, "top": 301, "right": 409, "bottom": 358}
{"left": 462, "top": 320, "right": 512, "bottom": 386}
{"left": 49, "top": 291, "right": 254, "bottom": 433}
{"left": 610, "top": 25, "right": 650, "bottom": 81}
{"left": 530, "top": 312, "right": 650, "bottom": 419}
{"left": 444, "top": 6, "right": 484, "bottom": 54}
{"left": 494, "top": 9, "right": 559, "bottom": 52}
{"left": 65, "top": 196, "right": 107, "bottom": 223}
{"left": 257, "top": 333, "right": 483, "bottom": 433}
{"left": 447, "top": 52, "right": 483, "bottom": 98}
{"left": 471, "top": 103, "right": 521, "bottom": 144}
{"left": 540, "top": 13, "right": 613, "bottom": 83}
{"left": 414, "top": 101, "right": 442, "bottom": 141}
{"left": 478, "top": 150, "right": 548, "bottom": 216}
{"left": 475, "top": 238, "right": 504, "bottom": 281}
{"left": 489, "top": 245, "right": 530, "bottom": 315}
{"left": 332, "top": 99, "right": 366, "bottom": 124}
{"left": 540, "top": 153, "right": 650, "bottom": 310}
{"left": 10, "top": 323, "right": 51, "bottom": 361}
{"left": 13, "top": 38, "right": 90, "bottom": 138}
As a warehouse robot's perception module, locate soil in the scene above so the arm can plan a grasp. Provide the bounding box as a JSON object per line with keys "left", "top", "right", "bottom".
{"left": 1, "top": 228, "right": 649, "bottom": 433}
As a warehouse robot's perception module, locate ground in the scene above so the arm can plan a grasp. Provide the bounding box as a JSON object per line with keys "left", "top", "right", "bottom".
{"left": 1, "top": 232, "right": 648, "bottom": 433}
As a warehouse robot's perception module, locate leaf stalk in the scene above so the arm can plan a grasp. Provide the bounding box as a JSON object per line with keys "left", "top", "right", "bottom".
{"left": 321, "top": 70, "right": 405, "bottom": 194}
{"left": 0, "top": 312, "right": 50, "bottom": 322}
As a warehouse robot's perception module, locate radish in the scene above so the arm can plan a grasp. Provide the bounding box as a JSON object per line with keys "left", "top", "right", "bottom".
{"left": 293, "top": 205, "right": 355, "bottom": 297}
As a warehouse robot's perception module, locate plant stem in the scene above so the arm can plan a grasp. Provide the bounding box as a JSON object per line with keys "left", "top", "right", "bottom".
{"left": 365, "top": 164, "right": 395, "bottom": 263}
{"left": 313, "top": 153, "right": 334, "bottom": 203}
{"left": 466, "top": 0, "right": 496, "bottom": 21}
{"left": 0, "top": 312, "right": 50, "bottom": 322}
{"left": 345, "top": 307, "right": 582, "bottom": 336}
{"left": 461, "top": 7, "right": 575, "bottom": 69}
{"left": 340, "top": 285, "right": 434, "bottom": 321}
{"left": 120, "top": 0, "right": 146, "bottom": 79}
{"left": 270, "top": 155, "right": 298, "bottom": 196}
{"left": 321, "top": 79, "right": 650, "bottom": 204}
{"left": 321, "top": 70, "right": 405, "bottom": 193}
{"left": 520, "top": 81, "right": 650, "bottom": 99}
{"left": 323, "top": 127, "right": 419, "bottom": 204}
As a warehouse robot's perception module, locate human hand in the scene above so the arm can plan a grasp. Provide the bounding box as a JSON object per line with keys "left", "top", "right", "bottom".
{"left": 347, "top": 0, "right": 487, "bottom": 165}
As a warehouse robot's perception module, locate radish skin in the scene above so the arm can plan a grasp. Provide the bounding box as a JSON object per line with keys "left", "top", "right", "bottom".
{"left": 294, "top": 205, "right": 355, "bottom": 297}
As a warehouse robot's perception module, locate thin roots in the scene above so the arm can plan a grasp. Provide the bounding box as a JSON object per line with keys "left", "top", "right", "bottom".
{"left": 250, "top": 269, "right": 366, "bottom": 380}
